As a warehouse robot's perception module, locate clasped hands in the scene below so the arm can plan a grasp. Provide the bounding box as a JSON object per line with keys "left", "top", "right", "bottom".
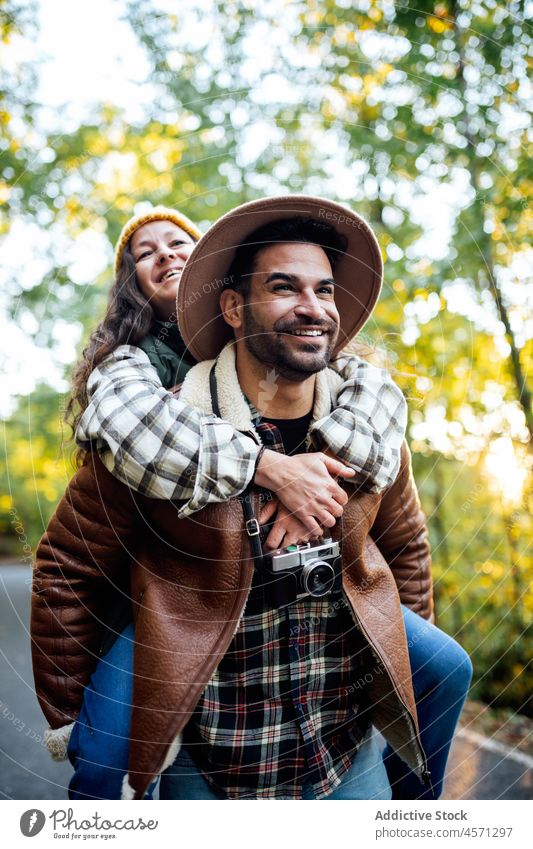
{"left": 254, "top": 449, "right": 355, "bottom": 551}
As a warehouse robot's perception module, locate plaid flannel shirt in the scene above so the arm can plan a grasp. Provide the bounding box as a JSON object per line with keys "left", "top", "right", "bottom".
{"left": 182, "top": 413, "right": 376, "bottom": 799}
{"left": 76, "top": 345, "right": 406, "bottom": 517}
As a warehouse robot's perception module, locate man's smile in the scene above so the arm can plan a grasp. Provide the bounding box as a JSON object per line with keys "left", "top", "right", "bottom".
{"left": 283, "top": 328, "right": 326, "bottom": 337}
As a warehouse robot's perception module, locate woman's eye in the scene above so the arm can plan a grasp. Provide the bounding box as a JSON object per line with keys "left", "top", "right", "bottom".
{"left": 169, "top": 240, "right": 192, "bottom": 250}
{"left": 136, "top": 250, "right": 152, "bottom": 261}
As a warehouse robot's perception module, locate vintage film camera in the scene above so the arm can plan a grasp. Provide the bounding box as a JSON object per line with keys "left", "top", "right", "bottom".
{"left": 261, "top": 538, "right": 342, "bottom": 606}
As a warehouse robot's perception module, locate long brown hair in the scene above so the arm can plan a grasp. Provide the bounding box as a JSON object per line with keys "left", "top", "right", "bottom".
{"left": 66, "top": 242, "right": 155, "bottom": 456}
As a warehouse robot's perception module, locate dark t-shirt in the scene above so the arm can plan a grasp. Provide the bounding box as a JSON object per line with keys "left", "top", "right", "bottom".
{"left": 258, "top": 410, "right": 313, "bottom": 456}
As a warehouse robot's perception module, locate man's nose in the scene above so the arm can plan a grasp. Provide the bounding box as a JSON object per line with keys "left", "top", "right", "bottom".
{"left": 293, "top": 288, "right": 327, "bottom": 319}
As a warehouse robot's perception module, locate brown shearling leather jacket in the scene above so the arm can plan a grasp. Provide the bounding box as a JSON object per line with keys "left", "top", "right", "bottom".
{"left": 31, "top": 437, "right": 432, "bottom": 800}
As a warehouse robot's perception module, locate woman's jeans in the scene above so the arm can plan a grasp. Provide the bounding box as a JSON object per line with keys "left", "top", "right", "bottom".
{"left": 67, "top": 624, "right": 155, "bottom": 801}
{"left": 67, "top": 606, "right": 472, "bottom": 800}
{"left": 384, "top": 605, "right": 472, "bottom": 799}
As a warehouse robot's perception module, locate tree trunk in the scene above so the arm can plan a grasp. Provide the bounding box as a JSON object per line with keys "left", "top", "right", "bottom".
{"left": 452, "top": 4, "right": 533, "bottom": 444}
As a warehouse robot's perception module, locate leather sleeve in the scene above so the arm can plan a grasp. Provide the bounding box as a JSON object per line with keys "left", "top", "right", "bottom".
{"left": 370, "top": 442, "right": 434, "bottom": 621}
{"left": 31, "top": 455, "right": 140, "bottom": 729}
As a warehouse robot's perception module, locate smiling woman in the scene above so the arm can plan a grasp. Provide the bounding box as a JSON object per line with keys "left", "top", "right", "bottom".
{"left": 130, "top": 221, "right": 196, "bottom": 320}
{"left": 66, "top": 206, "right": 202, "bottom": 439}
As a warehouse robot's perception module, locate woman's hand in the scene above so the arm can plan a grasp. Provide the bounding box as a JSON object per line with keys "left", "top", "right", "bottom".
{"left": 255, "top": 449, "right": 354, "bottom": 541}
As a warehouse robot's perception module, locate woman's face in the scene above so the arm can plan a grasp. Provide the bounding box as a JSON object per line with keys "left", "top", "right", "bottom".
{"left": 130, "top": 220, "right": 196, "bottom": 320}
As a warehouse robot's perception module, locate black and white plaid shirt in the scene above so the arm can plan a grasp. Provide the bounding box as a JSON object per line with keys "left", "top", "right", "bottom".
{"left": 182, "top": 411, "right": 376, "bottom": 799}
{"left": 76, "top": 345, "right": 407, "bottom": 515}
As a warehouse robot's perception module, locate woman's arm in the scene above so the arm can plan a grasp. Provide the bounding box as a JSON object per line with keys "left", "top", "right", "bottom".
{"left": 312, "top": 354, "right": 407, "bottom": 493}
{"left": 77, "top": 346, "right": 355, "bottom": 534}
{"left": 76, "top": 345, "right": 260, "bottom": 516}
{"left": 77, "top": 348, "right": 406, "bottom": 515}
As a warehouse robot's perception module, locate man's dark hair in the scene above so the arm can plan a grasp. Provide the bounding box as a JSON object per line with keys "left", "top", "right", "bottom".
{"left": 225, "top": 216, "right": 347, "bottom": 298}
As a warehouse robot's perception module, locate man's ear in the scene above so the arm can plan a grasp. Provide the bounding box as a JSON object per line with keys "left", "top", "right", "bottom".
{"left": 220, "top": 288, "right": 244, "bottom": 329}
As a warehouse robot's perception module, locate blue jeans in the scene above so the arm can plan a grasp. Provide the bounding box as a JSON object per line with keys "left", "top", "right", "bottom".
{"left": 384, "top": 605, "right": 472, "bottom": 799}
{"left": 67, "top": 624, "right": 156, "bottom": 801}
{"left": 160, "top": 725, "right": 391, "bottom": 799}
{"left": 67, "top": 607, "right": 472, "bottom": 800}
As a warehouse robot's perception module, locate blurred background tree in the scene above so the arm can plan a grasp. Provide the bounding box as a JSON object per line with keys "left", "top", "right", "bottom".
{"left": 1, "top": 0, "right": 531, "bottom": 716}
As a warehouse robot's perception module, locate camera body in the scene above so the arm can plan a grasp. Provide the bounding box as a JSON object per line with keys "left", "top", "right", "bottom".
{"left": 261, "top": 538, "right": 342, "bottom": 607}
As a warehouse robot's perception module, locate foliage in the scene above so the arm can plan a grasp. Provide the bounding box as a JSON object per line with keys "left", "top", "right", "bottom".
{"left": 1, "top": 383, "right": 75, "bottom": 556}
{"left": 413, "top": 451, "right": 532, "bottom": 715}
{"left": 0, "top": 0, "right": 531, "bottom": 714}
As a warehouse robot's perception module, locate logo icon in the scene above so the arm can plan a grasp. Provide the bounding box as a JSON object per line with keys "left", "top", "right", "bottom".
{"left": 257, "top": 368, "right": 279, "bottom": 414}
{"left": 20, "top": 810, "right": 46, "bottom": 837}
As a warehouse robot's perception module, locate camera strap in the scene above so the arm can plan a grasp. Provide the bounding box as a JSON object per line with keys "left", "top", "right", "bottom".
{"left": 209, "top": 362, "right": 264, "bottom": 562}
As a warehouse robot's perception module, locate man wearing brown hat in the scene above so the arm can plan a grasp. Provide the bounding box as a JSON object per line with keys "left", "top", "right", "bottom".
{"left": 160, "top": 196, "right": 429, "bottom": 800}
{"left": 32, "top": 196, "right": 471, "bottom": 801}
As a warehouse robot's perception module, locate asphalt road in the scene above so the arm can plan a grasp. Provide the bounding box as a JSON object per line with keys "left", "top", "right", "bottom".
{"left": 1, "top": 564, "right": 531, "bottom": 801}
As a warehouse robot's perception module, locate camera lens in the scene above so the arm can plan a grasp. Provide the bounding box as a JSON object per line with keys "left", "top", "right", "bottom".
{"left": 301, "top": 560, "right": 336, "bottom": 597}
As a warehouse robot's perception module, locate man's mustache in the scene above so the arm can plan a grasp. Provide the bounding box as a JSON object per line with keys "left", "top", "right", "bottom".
{"left": 274, "top": 319, "right": 338, "bottom": 335}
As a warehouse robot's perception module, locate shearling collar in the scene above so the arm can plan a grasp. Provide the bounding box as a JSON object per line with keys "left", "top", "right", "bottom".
{"left": 179, "top": 341, "right": 342, "bottom": 442}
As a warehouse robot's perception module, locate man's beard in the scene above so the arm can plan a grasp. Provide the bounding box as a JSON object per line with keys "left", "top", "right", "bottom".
{"left": 241, "top": 304, "right": 338, "bottom": 381}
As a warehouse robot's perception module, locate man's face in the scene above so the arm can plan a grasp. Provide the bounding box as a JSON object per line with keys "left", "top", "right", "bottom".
{"left": 130, "top": 220, "right": 195, "bottom": 320}
{"left": 236, "top": 242, "right": 340, "bottom": 380}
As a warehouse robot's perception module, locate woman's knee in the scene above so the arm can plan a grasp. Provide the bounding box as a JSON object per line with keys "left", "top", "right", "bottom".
{"left": 403, "top": 607, "right": 473, "bottom": 692}
{"left": 447, "top": 640, "right": 473, "bottom": 690}
{"left": 425, "top": 631, "right": 473, "bottom": 698}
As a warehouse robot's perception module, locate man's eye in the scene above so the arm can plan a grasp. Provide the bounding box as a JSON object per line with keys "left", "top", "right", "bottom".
{"left": 318, "top": 286, "right": 334, "bottom": 295}
{"left": 272, "top": 283, "right": 294, "bottom": 291}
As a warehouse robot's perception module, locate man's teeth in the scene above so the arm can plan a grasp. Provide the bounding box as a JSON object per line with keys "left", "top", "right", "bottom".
{"left": 290, "top": 330, "right": 324, "bottom": 336}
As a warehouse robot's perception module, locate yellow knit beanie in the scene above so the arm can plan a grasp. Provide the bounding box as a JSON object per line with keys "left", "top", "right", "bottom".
{"left": 114, "top": 206, "right": 202, "bottom": 277}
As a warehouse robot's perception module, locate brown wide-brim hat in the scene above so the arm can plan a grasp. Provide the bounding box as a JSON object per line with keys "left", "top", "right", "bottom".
{"left": 177, "top": 195, "right": 383, "bottom": 362}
